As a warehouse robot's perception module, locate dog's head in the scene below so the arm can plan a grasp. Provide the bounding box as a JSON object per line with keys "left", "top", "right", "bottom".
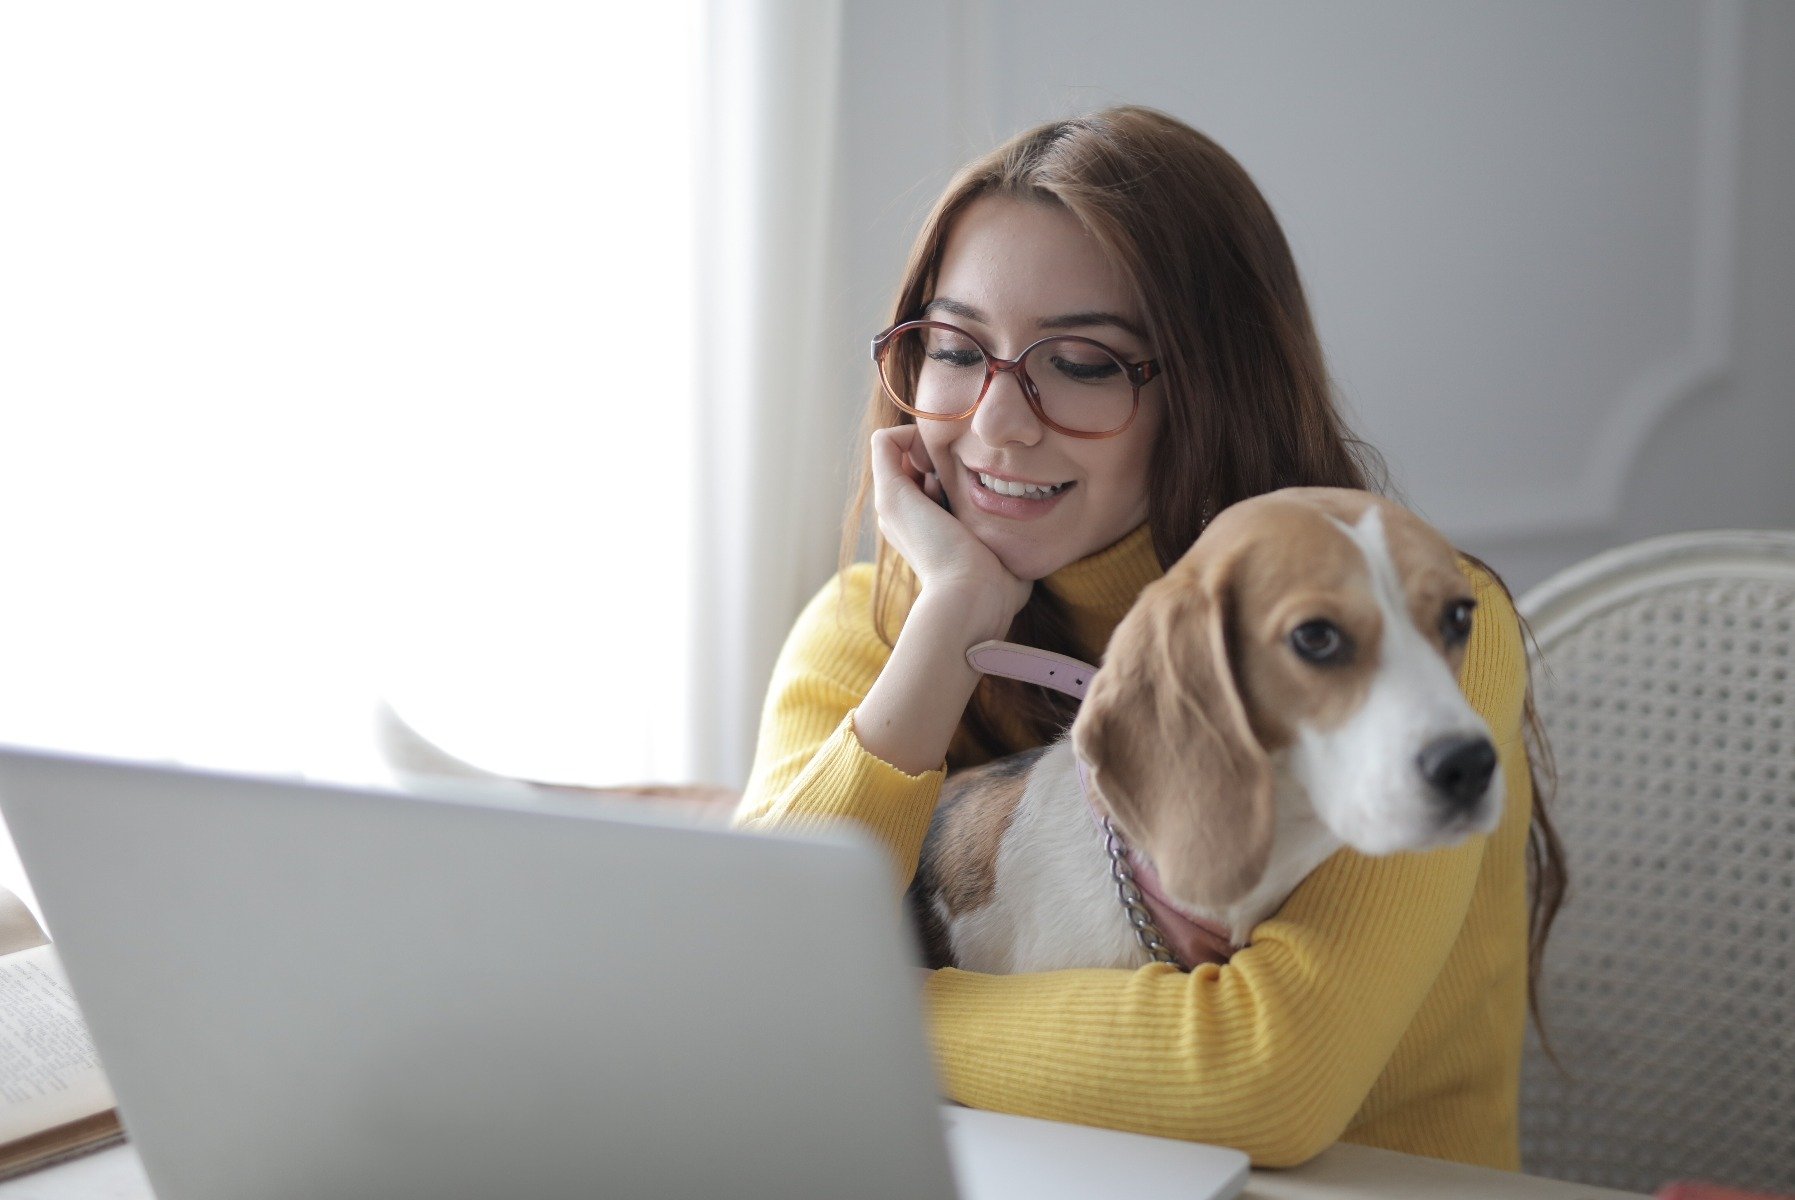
{"left": 1069, "top": 486, "right": 1503, "bottom": 912}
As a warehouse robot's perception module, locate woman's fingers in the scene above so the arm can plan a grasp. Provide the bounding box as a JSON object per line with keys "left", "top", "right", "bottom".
{"left": 905, "top": 440, "right": 935, "bottom": 479}
{"left": 871, "top": 426, "right": 959, "bottom": 559}
{"left": 907, "top": 442, "right": 949, "bottom": 508}
{"left": 872, "top": 425, "right": 932, "bottom": 501}
{"left": 922, "top": 470, "right": 946, "bottom": 509}
{"left": 868, "top": 425, "right": 1031, "bottom": 634}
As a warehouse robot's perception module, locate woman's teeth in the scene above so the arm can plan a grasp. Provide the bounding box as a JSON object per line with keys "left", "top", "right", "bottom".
{"left": 977, "top": 472, "right": 1070, "bottom": 500}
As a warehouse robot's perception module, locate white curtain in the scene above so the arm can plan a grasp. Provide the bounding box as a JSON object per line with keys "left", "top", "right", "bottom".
{"left": 689, "top": 0, "right": 853, "bottom": 789}
{"left": 0, "top": 0, "right": 850, "bottom": 855}
{"left": 0, "top": 4, "right": 704, "bottom": 796}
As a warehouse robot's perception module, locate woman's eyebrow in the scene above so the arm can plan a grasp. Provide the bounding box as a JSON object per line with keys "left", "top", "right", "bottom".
{"left": 922, "top": 297, "right": 1148, "bottom": 342}
{"left": 1038, "top": 310, "right": 1149, "bottom": 342}
{"left": 921, "top": 297, "right": 986, "bottom": 323}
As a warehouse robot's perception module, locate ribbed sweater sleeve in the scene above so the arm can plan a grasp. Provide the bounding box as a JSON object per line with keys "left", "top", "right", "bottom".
{"left": 920, "top": 566, "right": 1530, "bottom": 1168}
{"left": 732, "top": 566, "right": 945, "bottom": 877}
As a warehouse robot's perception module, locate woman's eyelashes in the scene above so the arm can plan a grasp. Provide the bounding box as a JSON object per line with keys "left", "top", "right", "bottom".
{"left": 1046, "top": 352, "right": 1121, "bottom": 383}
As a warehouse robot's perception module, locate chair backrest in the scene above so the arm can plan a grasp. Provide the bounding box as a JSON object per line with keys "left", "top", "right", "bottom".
{"left": 1516, "top": 530, "right": 1795, "bottom": 1195}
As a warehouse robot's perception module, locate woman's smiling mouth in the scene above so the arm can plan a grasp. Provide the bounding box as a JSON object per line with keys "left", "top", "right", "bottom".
{"left": 965, "top": 465, "right": 1077, "bottom": 518}
{"left": 975, "top": 471, "right": 1072, "bottom": 499}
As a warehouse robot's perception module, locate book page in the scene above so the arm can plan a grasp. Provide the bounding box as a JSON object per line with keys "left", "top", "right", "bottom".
{"left": 0, "top": 890, "right": 47, "bottom": 959}
{"left": 0, "top": 945, "right": 116, "bottom": 1144}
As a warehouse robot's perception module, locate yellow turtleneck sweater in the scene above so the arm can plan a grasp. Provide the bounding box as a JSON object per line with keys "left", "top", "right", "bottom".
{"left": 733, "top": 522, "right": 1532, "bottom": 1171}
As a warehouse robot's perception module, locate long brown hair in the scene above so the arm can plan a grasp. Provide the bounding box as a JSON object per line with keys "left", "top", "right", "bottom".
{"left": 839, "top": 105, "right": 1567, "bottom": 1043}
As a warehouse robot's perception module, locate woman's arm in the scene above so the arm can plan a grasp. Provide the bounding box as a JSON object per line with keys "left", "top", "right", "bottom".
{"left": 730, "top": 565, "right": 945, "bottom": 866}
{"left": 734, "top": 425, "right": 1031, "bottom": 878}
{"left": 851, "top": 586, "right": 990, "bottom": 776}
{"left": 730, "top": 567, "right": 994, "bottom": 882}
{"left": 922, "top": 566, "right": 1531, "bottom": 1167}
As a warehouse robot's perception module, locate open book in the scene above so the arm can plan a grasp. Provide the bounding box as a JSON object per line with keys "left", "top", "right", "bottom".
{"left": 0, "top": 887, "right": 124, "bottom": 1180}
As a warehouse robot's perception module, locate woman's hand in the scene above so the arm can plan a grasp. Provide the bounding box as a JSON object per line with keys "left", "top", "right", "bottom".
{"left": 853, "top": 425, "right": 1031, "bottom": 774}
{"left": 869, "top": 425, "right": 1031, "bottom": 641}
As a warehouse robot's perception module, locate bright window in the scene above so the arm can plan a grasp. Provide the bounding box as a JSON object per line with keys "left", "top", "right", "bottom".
{"left": 0, "top": 4, "right": 702, "bottom": 915}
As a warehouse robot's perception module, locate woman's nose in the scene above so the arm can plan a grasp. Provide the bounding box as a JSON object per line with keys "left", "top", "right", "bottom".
{"left": 968, "top": 365, "right": 1043, "bottom": 448}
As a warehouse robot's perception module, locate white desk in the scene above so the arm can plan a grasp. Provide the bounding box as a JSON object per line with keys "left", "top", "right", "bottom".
{"left": 0, "top": 1137, "right": 1651, "bottom": 1200}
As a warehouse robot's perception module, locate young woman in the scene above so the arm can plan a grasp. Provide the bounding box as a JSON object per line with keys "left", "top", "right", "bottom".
{"left": 732, "top": 105, "right": 1566, "bottom": 1171}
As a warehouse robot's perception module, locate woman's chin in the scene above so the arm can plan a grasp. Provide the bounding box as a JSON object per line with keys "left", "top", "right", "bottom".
{"left": 979, "top": 534, "right": 1064, "bottom": 584}
{"left": 957, "top": 503, "right": 1087, "bottom": 582}
{"left": 974, "top": 516, "right": 1140, "bottom": 584}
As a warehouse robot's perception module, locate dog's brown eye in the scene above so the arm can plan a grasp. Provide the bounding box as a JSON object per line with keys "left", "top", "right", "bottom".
{"left": 1442, "top": 599, "right": 1477, "bottom": 646}
{"left": 1290, "top": 620, "right": 1347, "bottom": 664}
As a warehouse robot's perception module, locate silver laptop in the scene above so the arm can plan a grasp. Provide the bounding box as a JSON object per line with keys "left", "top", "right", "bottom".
{"left": 0, "top": 745, "right": 1249, "bottom": 1200}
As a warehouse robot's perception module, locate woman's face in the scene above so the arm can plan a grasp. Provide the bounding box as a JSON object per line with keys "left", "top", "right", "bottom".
{"left": 916, "top": 194, "right": 1163, "bottom": 581}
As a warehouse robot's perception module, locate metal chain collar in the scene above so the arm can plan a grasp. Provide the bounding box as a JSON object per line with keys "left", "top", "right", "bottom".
{"left": 1102, "top": 818, "right": 1178, "bottom": 965}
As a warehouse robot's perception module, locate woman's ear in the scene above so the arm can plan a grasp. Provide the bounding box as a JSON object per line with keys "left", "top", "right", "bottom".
{"left": 1070, "top": 571, "right": 1275, "bottom": 912}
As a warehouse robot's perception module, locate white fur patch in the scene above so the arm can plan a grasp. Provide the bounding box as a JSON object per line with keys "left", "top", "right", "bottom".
{"left": 1291, "top": 508, "right": 1502, "bottom": 855}
{"left": 946, "top": 743, "right": 1147, "bottom": 973}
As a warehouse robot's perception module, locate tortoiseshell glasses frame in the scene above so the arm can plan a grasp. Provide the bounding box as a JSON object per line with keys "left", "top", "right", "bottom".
{"left": 869, "top": 319, "right": 1160, "bottom": 440}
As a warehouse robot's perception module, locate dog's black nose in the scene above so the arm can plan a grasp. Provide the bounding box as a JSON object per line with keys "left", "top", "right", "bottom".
{"left": 1418, "top": 735, "right": 1497, "bottom": 809}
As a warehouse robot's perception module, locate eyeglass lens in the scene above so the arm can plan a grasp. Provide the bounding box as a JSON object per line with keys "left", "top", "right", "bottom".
{"left": 881, "top": 326, "right": 1134, "bottom": 435}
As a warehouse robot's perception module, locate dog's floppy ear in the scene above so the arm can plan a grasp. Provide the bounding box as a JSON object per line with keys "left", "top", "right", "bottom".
{"left": 1070, "top": 568, "right": 1275, "bottom": 912}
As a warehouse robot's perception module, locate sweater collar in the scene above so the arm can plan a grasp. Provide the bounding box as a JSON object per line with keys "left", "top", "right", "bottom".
{"left": 1039, "top": 522, "right": 1164, "bottom": 659}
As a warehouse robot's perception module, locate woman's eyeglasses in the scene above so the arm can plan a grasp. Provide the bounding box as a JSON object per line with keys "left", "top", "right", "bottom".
{"left": 870, "top": 320, "right": 1159, "bottom": 440}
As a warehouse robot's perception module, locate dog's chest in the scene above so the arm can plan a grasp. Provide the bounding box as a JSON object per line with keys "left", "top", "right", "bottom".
{"left": 940, "top": 744, "right": 1150, "bottom": 974}
{"left": 937, "top": 750, "right": 1341, "bottom": 974}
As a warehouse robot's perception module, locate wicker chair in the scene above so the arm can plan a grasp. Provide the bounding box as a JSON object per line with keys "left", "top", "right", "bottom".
{"left": 1517, "top": 530, "right": 1795, "bottom": 1195}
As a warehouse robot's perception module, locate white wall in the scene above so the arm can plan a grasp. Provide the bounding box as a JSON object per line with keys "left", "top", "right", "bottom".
{"left": 822, "top": 0, "right": 1795, "bottom": 596}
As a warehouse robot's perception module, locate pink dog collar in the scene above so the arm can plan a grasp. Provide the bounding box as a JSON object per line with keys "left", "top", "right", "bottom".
{"left": 965, "top": 640, "right": 1236, "bottom": 970}
{"left": 965, "top": 640, "right": 1094, "bottom": 700}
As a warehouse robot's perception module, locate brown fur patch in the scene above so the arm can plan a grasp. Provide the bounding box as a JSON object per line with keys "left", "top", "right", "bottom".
{"left": 1225, "top": 507, "right": 1382, "bottom": 744}
{"left": 923, "top": 749, "right": 1040, "bottom": 915}
{"left": 906, "top": 747, "right": 1044, "bottom": 968}
{"left": 1070, "top": 559, "right": 1276, "bottom": 910}
{"left": 1378, "top": 501, "right": 1479, "bottom": 677}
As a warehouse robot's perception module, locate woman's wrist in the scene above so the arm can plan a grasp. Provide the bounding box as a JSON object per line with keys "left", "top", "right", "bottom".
{"left": 913, "top": 576, "right": 1027, "bottom": 649}
{"left": 853, "top": 587, "right": 997, "bottom": 776}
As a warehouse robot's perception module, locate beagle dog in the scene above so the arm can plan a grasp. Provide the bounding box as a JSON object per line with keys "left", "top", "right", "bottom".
{"left": 906, "top": 487, "right": 1504, "bottom": 974}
